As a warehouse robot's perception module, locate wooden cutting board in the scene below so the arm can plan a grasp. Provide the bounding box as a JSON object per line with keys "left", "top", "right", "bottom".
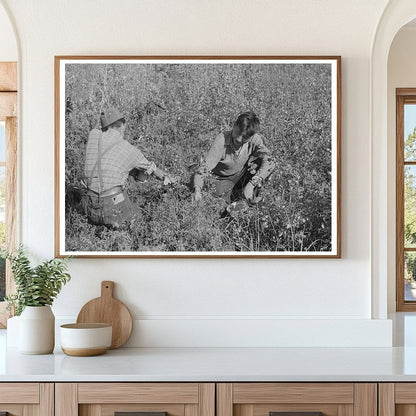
{"left": 76, "top": 281, "right": 133, "bottom": 349}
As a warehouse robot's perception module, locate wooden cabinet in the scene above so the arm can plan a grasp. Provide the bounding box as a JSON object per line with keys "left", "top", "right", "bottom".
{"left": 0, "top": 383, "right": 53, "bottom": 416}
{"left": 217, "top": 383, "right": 377, "bottom": 416}
{"left": 53, "top": 381, "right": 380, "bottom": 416}
{"left": 55, "top": 383, "right": 215, "bottom": 416}
{"left": 0, "top": 381, "right": 408, "bottom": 416}
{"left": 379, "top": 383, "right": 416, "bottom": 416}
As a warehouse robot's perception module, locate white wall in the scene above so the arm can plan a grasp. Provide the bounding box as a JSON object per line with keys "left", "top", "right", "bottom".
{"left": 0, "top": 0, "right": 394, "bottom": 347}
{"left": 387, "top": 26, "right": 416, "bottom": 312}
{"left": 0, "top": 3, "right": 16, "bottom": 61}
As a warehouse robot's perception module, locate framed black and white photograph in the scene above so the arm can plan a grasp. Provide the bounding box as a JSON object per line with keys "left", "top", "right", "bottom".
{"left": 55, "top": 56, "right": 341, "bottom": 258}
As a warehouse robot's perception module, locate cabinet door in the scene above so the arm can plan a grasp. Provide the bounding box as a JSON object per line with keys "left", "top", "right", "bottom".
{"left": 55, "top": 383, "right": 215, "bottom": 416}
{"left": 379, "top": 383, "right": 416, "bottom": 416}
{"left": 0, "top": 383, "right": 53, "bottom": 416}
{"left": 217, "top": 383, "right": 377, "bottom": 416}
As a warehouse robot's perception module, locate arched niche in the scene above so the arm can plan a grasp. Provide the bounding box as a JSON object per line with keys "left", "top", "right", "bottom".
{"left": 372, "top": 0, "right": 416, "bottom": 319}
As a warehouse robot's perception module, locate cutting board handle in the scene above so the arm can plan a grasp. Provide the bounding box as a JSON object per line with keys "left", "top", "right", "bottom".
{"left": 101, "top": 281, "right": 115, "bottom": 298}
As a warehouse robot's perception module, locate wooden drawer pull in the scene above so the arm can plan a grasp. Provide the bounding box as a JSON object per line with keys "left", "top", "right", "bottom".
{"left": 115, "top": 412, "right": 168, "bottom": 416}
{"left": 270, "top": 413, "right": 323, "bottom": 416}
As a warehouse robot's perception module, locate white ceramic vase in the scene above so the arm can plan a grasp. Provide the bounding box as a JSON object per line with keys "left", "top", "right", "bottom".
{"left": 19, "top": 305, "right": 55, "bottom": 354}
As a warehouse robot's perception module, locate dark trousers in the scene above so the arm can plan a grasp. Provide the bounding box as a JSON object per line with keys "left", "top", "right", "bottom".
{"left": 82, "top": 190, "right": 135, "bottom": 229}
{"left": 214, "top": 157, "right": 274, "bottom": 203}
{"left": 214, "top": 170, "right": 252, "bottom": 203}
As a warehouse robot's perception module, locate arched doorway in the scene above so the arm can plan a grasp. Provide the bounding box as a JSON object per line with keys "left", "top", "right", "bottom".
{"left": 371, "top": 0, "right": 416, "bottom": 318}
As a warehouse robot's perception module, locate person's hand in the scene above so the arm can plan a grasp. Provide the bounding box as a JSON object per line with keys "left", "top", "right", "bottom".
{"left": 193, "top": 188, "right": 202, "bottom": 202}
{"left": 243, "top": 181, "right": 255, "bottom": 201}
{"left": 163, "top": 175, "right": 177, "bottom": 186}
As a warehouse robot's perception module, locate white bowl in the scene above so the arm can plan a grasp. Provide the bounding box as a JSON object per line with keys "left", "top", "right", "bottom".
{"left": 60, "top": 323, "right": 112, "bottom": 356}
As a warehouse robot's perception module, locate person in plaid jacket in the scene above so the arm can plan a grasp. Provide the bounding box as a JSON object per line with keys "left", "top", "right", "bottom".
{"left": 83, "top": 107, "right": 175, "bottom": 230}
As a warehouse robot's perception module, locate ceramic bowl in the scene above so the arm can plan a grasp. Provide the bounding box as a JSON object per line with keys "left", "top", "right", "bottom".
{"left": 60, "top": 323, "right": 112, "bottom": 356}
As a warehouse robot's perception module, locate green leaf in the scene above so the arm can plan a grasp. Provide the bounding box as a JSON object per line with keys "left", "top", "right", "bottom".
{"left": 5, "top": 245, "right": 71, "bottom": 315}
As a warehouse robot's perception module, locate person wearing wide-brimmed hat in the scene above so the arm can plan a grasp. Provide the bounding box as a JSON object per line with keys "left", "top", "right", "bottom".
{"left": 83, "top": 107, "right": 175, "bottom": 229}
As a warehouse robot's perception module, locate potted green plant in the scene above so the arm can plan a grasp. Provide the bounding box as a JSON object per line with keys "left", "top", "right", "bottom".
{"left": 4, "top": 246, "right": 71, "bottom": 354}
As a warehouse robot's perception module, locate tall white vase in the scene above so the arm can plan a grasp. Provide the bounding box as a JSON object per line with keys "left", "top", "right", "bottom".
{"left": 19, "top": 306, "right": 55, "bottom": 354}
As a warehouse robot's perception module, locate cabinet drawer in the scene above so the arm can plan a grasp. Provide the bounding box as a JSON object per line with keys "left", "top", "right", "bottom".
{"left": 233, "top": 383, "right": 354, "bottom": 404}
{"left": 0, "top": 383, "right": 53, "bottom": 416}
{"left": 379, "top": 383, "right": 416, "bottom": 415}
{"left": 56, "top": 383, "right": 215, "bottom": 416}
{"left": 78, "top": 383, "right": 200, "bottom": 403}
{"left": 81, "top": 404, "right": 186, "bottom": 416}
{"left": 0, "top": 383, "right": 39, "bottom": 403}
{"left": 218, "top": 383, "right": 376, "bottom": 416}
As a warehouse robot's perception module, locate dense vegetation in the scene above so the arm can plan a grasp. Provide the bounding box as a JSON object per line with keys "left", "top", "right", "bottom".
{"left": 64, "top": 62, "right": 334, "bottom": 253}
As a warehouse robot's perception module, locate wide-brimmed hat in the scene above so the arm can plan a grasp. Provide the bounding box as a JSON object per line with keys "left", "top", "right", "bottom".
{"left": 100, "top": 108, "right": 125, "bottom": 129}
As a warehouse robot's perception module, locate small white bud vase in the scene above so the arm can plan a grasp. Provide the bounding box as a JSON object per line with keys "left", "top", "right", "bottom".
{"left": 18, "top": 306, "right": 55, "bottom": 354}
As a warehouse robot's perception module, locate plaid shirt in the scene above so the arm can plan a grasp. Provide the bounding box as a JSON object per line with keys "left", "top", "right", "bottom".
{"left": 84, "top": 129, "right": 156, "bottom": 193}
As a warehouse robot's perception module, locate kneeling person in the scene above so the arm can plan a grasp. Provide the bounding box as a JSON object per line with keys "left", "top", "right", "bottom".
{"left": 83, "top": 107, "right": 174, "bottom": 229}
{"left": 193, "top": 111, "right": 275, "bottom": 205}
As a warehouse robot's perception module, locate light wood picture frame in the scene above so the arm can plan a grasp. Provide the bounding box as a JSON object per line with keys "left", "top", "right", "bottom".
{"left": 55, "top": 56, "right": 341, "bottom": 258}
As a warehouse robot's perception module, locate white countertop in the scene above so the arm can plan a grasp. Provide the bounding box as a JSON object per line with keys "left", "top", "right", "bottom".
{"left": 2, "top": 313, "right": 416, "bottom": 382}
{"left": 2, "top": 345, "right": 416, "bottom": 382}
